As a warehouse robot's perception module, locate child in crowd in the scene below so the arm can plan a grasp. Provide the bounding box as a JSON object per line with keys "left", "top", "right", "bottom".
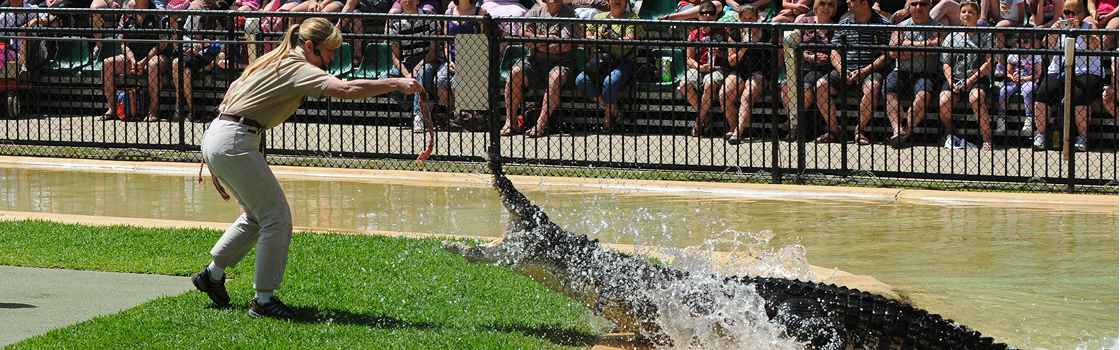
{"left": 722, "top": 5, "right": 771, "bottom": 144}
{"left": 938, "top": 0, "right": 994, "bottom": 149}
{"left": 997, "top": 33, "right": 1042, "bottom": 133}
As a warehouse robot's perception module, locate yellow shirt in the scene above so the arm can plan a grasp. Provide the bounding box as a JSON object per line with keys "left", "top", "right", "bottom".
{"left": 218, "top": 47, "right": 335, "bottom": 130}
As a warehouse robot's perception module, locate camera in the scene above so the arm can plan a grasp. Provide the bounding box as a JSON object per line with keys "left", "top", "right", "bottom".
{"left": 1059, "top": 18, "right": 1070, "bottom": 28}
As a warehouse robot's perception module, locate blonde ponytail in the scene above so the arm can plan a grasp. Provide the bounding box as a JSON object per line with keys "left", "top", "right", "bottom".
{"left": 241, "top": 17, "right": 343, "bottom": 79}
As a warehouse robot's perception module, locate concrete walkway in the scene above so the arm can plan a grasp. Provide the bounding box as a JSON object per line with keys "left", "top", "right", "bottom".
{"left": 0, "top": 266, "right": 191, "bottom": 347}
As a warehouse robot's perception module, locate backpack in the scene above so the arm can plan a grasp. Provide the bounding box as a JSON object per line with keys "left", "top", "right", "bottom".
{"left": 116, "top": 88, "right": 146, "bottom": 121}
{"left": 448, "top": 110, "right": 487, "bottom": 132}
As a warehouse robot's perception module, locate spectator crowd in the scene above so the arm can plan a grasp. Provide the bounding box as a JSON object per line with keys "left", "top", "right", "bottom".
{"left": 0, "top": 0, "right": 1116, "bottom": 151}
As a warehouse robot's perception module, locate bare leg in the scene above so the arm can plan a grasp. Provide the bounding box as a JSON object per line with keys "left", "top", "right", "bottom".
{"left": 101, "top": 55, "right": 129, "bottom": 118}
{"left": 503, "top": 66, "right": 526, "bottom": 133}
{"left": 971, "top": 88, "right": 991, "bottom": 144}
{"left": 531, "top": 69, "right": 569, "bottom": 135}
{"left": 722, "top": 74, "right": 744, "bottom": 137}
{"left": 737, "top": 75, "right": 764, "bottom": 138}
{"left": 815, "top": 78, "right": 840, "bottom": 135}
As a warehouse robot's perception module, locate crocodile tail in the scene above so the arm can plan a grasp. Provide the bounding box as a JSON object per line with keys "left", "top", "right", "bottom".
{"left": 745, "top": 277, "right": 1015, "bottom": 350}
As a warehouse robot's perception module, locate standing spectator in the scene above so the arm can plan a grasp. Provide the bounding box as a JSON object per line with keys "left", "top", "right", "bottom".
{"left": 938, "top": 0, "right": 994, "bottom": 149}
{"left": 438, "top": 0, "right": 487, "bottom": 120}
{"left": 502, "top": 0, "right": 579, "bottom": 137}
{"left": 722, "top": 5, "right": 771, "bottom": 143}
{"left": 386, "top": 0, "right": 444, "bottom": 132}
{"left": 778, "top": 0, "right": 834, "bottom": 140}
{"left": 884, "top": 0, "right": 941, "bottom": 149}
{"left": 99, "top": 12, "right": 174, "bottom": 122}
{"left": 575, "top": 0, "right": 641, "bottom": 132}
{"left": 813, "top": 0, "right": 891, "bottom": 144}
{"left": 678, "top": 0, "right": 727, "bottom": 137}
{"left": 1032, "top": 0, "right": 1102, "bottom": 151}
{"left": 997, "top": 33, "right": 1042, "bottom": 133}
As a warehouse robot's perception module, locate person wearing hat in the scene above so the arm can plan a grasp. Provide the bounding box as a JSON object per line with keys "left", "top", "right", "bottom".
{"left": 190, "top": 17, "right": 423, "bottom": 319}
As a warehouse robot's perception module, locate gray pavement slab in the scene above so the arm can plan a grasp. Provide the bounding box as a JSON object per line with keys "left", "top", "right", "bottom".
{"left": 0, "top": 265, "right": 192, "bottom": 347}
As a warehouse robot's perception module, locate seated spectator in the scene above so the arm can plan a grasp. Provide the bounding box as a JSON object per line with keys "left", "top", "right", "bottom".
{"left": 99, "top": 12, "right": 174, "bottom": 122}
{"left": 438, "top": 0, "right": 487, "bottom": 119}
{"left": 3, "top": 0, "right": 47, "bottom": 81}
{"left": 386, "top": 0, "right": 444, "bottom": 132}
{"left": 1032, "top": 0, "right": 1103, "bottom": 152}
{"left": 502, "top": 0, "right": 579, "bottom": 137}
{"left": 889, "top": 0, "right": 961, "bottom": 25}
{"left": 1030, "top": 0, "right": 1063, "bottom": 27}
{"left": 778, "top": 0, "right": 834, "bottom": 140}
{"left": 937, "top": 0, "right": 993, "bottom": 149}
{"left": 171, "top": 2, "right": 221, "bottom": 121}
{"left": 480, "top": 0, "right": 529, "bottom": 35}
{"left": 291, "top": 0, "right": 355, "bottom": 13}
{"left": 813, "top": 0, "right": 891, "bottom": 144}
{"left": 997, "top": 33, "right": 1042, "bottom": 133}
{"left": 386, "top": 0, "right": 439, "bottom": 13}
{"left": 575, "top": 0, "right": 641, "bottom": 132}
{"left": 566, "top": 0, "right": 608, "bottom": 18}
{"left": 884, "top": 0, "right": 941, "bottom": 149}
{"left": 678, "top": 1, "right": 727, "bottom": 137}
{"left": 660, "top": 0, "right": 724, "bottom": 20}
{"left": 1104, "top": 57, "right": 1117, "bottom": 120}
{"left": 772, "top": 0, "right": 811, "bottom": 21}
{"left": 1086, "top": 0, "right": 1118, "bottom": 49}
{"left": 980, "top": 0, "right": 1023, "bottom": 78}
{"left": 722, "top": 5, "right": 772, "bottom": 143}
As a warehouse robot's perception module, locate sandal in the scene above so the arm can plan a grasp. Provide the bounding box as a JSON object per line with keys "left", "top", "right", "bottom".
{"left": 854, "top": 133, "right": 871, "bottom": 146}
{"left": 97, "top": 111, "right": 117, "bottom": 121}
{"left": 982, "top": 142, "right": 993, "bottom": 150}
{"left": 815, "top": 132, "right": 838, "bottom": 143}
{"left": 142, "top": 114, "right": 159, "bottom": 122}
{"left": 525, "top": 125, "right": 547, "bottom": 138}
{"left": 691, "top": 121, "right": 711, "bottom": 137}
{"left": 500, "top": 124, "right": 516, "bottom": 136}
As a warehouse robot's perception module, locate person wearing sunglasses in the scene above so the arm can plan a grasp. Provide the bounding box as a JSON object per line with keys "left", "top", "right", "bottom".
{"left": 679, "top": 0, "right": 728, "bottom": 137}
{"left": 1031, "top": 0, "right": 1103, "bottom": 151}
{"left": 884, "top": 0, "right": 942, "bottom": 148}
{"left": 722, "top": 5, "right": 773, "bottom": 144}
{"left": 813, "top": 0, "right": 891, "bottom": 144}
{"left": 776, "top": 0, "right": 835, "bottom": 140}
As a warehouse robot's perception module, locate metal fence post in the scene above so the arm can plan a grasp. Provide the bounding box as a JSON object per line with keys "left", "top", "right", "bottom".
{"left": 485, "top": 14, "right": 500, "bottom": 162}
{"left": 1062, "top": 36, "right": 1075, "bottom": 193}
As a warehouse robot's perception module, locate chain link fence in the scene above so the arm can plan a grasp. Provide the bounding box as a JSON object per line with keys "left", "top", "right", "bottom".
{"left": 0, "top": 8, "right": 1116, "bottom": 193}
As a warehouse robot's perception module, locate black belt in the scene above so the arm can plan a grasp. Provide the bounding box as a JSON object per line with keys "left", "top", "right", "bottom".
{"left": 219, "top": 114, "right": 262, "bottom": 129}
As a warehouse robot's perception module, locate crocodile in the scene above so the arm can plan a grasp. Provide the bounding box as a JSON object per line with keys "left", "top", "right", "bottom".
{"left": 441, "top": 159, "right": 1015, "bottom": 350}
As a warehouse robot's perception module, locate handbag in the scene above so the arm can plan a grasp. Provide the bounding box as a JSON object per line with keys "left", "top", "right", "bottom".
{"left": 583, "top": 51, "right": 618, "bottom": 82}
{"left": 116, "top": 88, "right": 146, "bottom": 121}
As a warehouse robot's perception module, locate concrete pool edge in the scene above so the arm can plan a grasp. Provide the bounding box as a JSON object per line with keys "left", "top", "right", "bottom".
{"left": 2, "top": 156, "right": 1115, "bottom": 208}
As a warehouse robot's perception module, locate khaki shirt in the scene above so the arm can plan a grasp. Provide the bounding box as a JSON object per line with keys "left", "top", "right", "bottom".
{"left": 218, "top": 46, "right": 335, "bottom": 130}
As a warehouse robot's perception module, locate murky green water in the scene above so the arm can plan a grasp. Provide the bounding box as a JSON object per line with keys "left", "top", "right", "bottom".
{"left": 1, "top": 166, "right": 1116, "bottom": 349}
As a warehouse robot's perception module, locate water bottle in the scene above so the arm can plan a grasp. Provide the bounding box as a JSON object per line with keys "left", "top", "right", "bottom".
{"left": 660, "top": 57, "right": 672, "bottom": 83}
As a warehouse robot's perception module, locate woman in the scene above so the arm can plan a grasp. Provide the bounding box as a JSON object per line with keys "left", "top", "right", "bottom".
{"left": 678, "top": 0, "right": 727, "bottom": 137}
{"left": 1086, "top": 0, "right": 1118, "bottom": 49}
{"left": 721, "top": 5, "right": 771, "bottom": 144}
{"left": 99, "top": 11, "right": 173, "bottom": 122}
{"left": 1031, "top": 0, "right": 1102, "bottom": 152}
{"left": 778, "top": 0, "right": 833, "bottom": 140}
{"left": 574, "top": 0, "right": 641, "bottom": 132}
{"left": 190, "top": 18, "right": 422, "bottom": 319}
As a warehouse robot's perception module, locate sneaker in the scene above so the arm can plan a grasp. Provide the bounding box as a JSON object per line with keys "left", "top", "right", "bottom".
{"left": 995, "top": 115, "right": 1007, "bottom": 133}
{"left": 943, "top": 134, "right": 976, "bottom": 149}
{"left": 994, "top": 64, "right": 1006, "bottom": 78}
{"left": 191, "top": 266, "right": 230, "bottom": 307}
{"left": 17, "top": 67, "right": 29, "bottom": 83}
{"left": 1074, "top": 135, "right": 1087, "bottom": 152}
{"left": 248, "top": 296, "right": 296, "bottom": 319}
{"left": 412, "top": 113, "right": 425, "bottom": 133}
{"left": 1032, "top": 133, "right": 1047, "bottom": 151}
{"left": 1021, "top": 115, "right": 1033, "bottom": 133}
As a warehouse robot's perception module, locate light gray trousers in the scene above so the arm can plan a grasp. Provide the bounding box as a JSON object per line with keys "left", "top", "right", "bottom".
{"left": 200, "top": 118, "right": 293, "bottom": 291}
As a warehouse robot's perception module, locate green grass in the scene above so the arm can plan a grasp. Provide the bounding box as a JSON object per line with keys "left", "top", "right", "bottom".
{"left": 0, "top": 220, "right": 602, "bottom": 349}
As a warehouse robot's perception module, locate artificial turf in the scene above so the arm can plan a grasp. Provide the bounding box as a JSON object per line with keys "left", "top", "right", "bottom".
{"left": 0, "top": 220, "right": 603, "bottom": 349}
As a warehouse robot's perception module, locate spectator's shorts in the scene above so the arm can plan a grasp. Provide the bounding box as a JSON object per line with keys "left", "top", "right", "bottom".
{"left": 1035, "top": 73, "right": 1103, "bottom": 106}
{"left": 884, "top": 71, "right": 941, "bottom": 96}
{"left": 824, "top": 69, "right": 885, "bottom": 92}
{"left": 684, "top": 67, "right": 727, "bottom": 89}
{"left": 513, "top": 52, "right": 577, "bottom": 89}
{"left": 781, "top": 69, "right": 830, "bottom": 90}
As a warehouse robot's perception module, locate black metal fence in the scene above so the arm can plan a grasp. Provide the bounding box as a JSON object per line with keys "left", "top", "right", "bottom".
{"left": 0, "top": 8, "right": 1116, "bottom": 193}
